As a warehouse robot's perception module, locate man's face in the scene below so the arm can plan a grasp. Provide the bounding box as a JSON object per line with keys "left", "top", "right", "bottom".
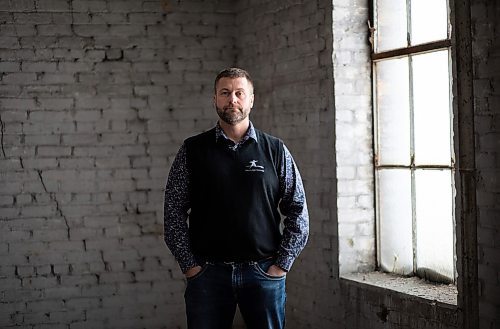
{"left": 214, "top": 77, "right": 254, "bottom": 126}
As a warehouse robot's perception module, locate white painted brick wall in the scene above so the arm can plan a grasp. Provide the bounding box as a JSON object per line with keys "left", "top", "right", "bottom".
{"left": 0, "top": 1, "right": 235, "bottom": 328}
{"left": 333, "top": 0, "right": 375, "bottom": 276}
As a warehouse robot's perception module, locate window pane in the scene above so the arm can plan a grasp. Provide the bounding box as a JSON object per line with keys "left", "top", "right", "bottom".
{"left": 376, "top": 0, "right": 407, "bottom": 52}
{"left": 411, "top": 0, "right": 448, "bottom": 45}
{"left": 377, "top": 169, "right": 413, "bottom": 275}
{"left": 412, "top": 50, "right": 452, "bottom": 165}
{"left": 415, "top": 169, "right": 454, "bottom": 282}
{"left": 375, "top": 58, "right": 411, "bottom": 166}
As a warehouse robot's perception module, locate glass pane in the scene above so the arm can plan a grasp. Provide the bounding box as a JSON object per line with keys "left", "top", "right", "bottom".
{"left": 376, "top": 0, "right": 408, "bottom": 52}
{"left": 377, "top": 169, "right": 413, "bottom": 275}
{"left": 375, "top": 58, "right": 411, "bottom": 166}
{"left": 411, "top": 0, "right": 448, "bottom": 45}
{"left": 412, "top": 50, "right": 452, "bottom": 165}
{"left": 415, "top": 169, "right": 454, "bottom": 283}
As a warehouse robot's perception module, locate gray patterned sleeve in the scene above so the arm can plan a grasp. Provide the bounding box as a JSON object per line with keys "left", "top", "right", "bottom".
{"left": 164, "top": 143, "right": 197, "bottom": 273}
{"left": 276, "top": 144, "right": 309, "bottom": 271}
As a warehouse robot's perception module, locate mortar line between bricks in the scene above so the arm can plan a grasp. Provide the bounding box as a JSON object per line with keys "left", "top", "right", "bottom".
{"left": 8, "top": 6, "right": 19, "bottom": 38}
{"left": 0, "top": 113, "right": 6, "bottom": 158}
{"left": 37, "top": 169, "right": 71, "bottom": 239}
{"left": 68, "top": 0, "right": 75, "bottom": 32}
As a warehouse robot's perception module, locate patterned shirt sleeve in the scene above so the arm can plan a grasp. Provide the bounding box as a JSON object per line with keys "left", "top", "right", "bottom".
{"left": 275, "top": 144, "right": 310, "bottom": 272}
{"left": 164, "top": 143, "right": 198, "bottom": 273}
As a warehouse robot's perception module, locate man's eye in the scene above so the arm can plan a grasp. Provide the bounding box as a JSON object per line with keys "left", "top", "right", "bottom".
{"left": 220, "top": 92, "right": 229, "bottom": 96}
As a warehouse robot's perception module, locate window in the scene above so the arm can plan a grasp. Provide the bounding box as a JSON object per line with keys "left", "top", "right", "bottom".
{"left": 372, "top": 0, "right": 455, "bottom": 283}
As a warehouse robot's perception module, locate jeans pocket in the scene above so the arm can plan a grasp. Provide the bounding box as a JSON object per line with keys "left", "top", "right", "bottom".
{"left": 186, "top": 263, "right": 209, "bottom": 282}
{"left": 254, "top": 261, "right": 286, "bottom": 280}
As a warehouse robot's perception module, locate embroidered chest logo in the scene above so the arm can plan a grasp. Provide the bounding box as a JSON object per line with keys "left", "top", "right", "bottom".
{"left": 245, "top": 160, "right": 265, "bottom": 172}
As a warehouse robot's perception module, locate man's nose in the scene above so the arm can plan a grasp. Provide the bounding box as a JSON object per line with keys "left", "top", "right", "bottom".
{"left": 230, "top": 93, "right": 238, "bottom": 103}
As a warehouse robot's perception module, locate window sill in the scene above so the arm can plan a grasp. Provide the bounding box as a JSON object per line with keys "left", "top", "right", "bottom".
{"left": 341, "top": 271, "right": 458, "bottom": 306}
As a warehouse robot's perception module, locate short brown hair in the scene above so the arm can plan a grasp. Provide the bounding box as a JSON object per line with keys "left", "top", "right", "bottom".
{"left": 214, "top": 67, "right": 254, "bottom": 92}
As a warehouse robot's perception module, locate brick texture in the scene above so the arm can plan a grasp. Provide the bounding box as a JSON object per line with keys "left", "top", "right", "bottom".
{"left": 1, "top": 0, "right": 498, "bottom": 329}
{"left": 471, "top": 1, "right": 500, "bottom": 328}
{"left": 0, "top": 1, "right": 235, "bottom": 328}
{"left": 333, "top": 0, "right": 375, "bottom": 276}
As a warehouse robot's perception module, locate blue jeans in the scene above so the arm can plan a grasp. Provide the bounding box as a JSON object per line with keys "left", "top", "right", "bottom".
{"left": 184, "top": 258, "right": 286, "bottom": 329}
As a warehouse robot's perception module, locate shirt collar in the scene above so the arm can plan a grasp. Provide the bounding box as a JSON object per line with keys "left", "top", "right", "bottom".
{"left": 215, "top": 121, "right": 258, "bottom": 145}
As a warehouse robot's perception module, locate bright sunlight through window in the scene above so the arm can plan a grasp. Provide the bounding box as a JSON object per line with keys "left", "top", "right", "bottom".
{"left": 372, "top": 0, "right": 455, "bottom": 283}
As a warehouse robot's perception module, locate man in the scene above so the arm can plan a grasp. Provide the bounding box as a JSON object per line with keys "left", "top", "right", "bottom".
{"left": 164, "top": 67, "right": 309, "bottom": 329}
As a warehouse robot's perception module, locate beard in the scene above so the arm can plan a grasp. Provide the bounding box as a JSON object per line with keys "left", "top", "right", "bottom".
{"left": 216, "top": 105, "right": 250, "bottom": 125}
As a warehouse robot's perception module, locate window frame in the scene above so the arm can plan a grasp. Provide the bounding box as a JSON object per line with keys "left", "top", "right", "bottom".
{"left": 371, "top": 0, "right": 456, "bottom": 283}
